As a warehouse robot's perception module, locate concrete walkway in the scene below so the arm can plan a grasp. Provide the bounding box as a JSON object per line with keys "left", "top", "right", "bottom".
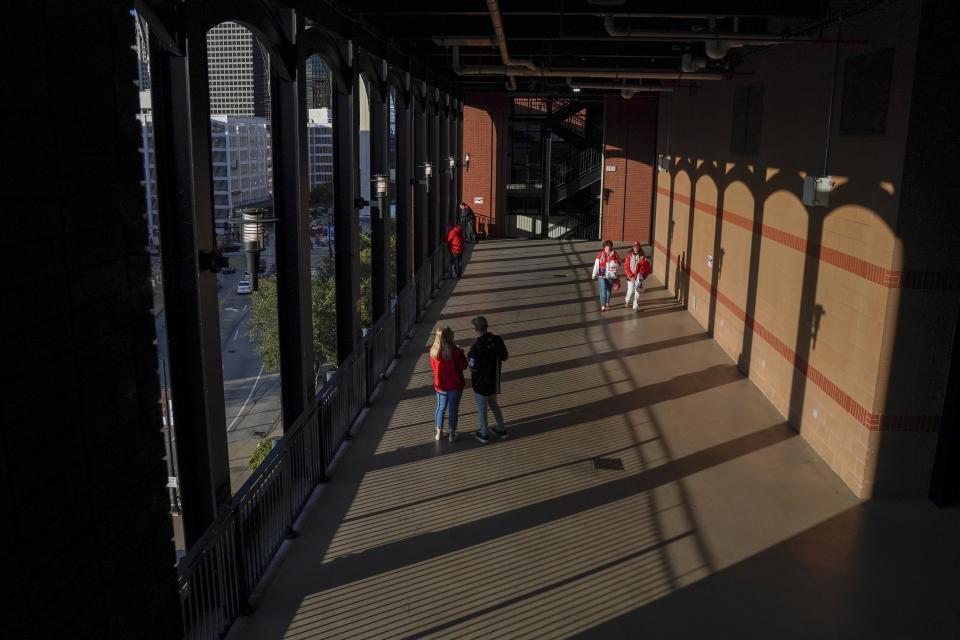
{"left": 229, "top": 240, "right": 960, "bottom": 640}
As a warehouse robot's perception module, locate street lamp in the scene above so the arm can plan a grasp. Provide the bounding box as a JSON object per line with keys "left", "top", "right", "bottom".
{"left": 237, "top": 206, "right": 277, "bottom": 291}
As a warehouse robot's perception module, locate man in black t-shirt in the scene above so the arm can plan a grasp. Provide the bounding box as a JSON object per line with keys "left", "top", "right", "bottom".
{"left": 468, "top": 316, "right": 509, "bottom": 443}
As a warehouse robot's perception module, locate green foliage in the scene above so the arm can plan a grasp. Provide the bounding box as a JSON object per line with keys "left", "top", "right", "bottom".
{"left": 309, "top": 183, "right": 334, "bottom": 208}
{"left": 247, "top": 228, "right": 398, "bottom": 387}
{"left": 248, "top": 438, "right": 274, "bottom": 471}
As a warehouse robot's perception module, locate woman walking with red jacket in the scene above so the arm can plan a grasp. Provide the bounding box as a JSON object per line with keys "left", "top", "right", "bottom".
{"left": 430, "top": 325, "right": 467, "bottom": 442}
{"left": 591, "top": 240, "right": 622, "bottom": 312}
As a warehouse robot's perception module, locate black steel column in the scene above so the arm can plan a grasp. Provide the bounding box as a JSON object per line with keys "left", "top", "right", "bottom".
{"left": 541, "top": 123, "right": 553, "bottom": 238}
{"left": 451, "top": 107, "right": 460, "bottom": 223}
{"left": 428, "top": 98, "right": 441, "bottom": 251}
{"left": 370, "top": 85, "right": 389, "bottom": 321}
{"left": 333, "top": 63, "right": 360, "bottom": 363}
{"left": 149, "top": 29, "right": 230, "bottom": 547}
{"left": 439, "top": 101, "right": 450, "bottom": 233}
{"left": 272, "top": 10, "right": 313, "bottom": 418}
{"left": 413, "top": 94, "right": 428, "bottom": 268}
{"left": 457, "top": 105, "right": 464, "bottom": 205}
{"left": 395, "top": 93, "right": 413, "bottom": 289}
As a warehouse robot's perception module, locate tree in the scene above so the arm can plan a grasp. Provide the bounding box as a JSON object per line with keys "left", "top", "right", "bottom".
{"left": 248, "top": 229, "right": 396, "bottom": 386}
{"left": 309, "top": 183, "right": 333, "bottom": 209}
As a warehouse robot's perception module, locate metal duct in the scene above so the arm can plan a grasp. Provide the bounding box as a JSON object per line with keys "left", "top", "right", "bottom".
{"left": 602, "top": 16, "right": 814, "bottom": 45}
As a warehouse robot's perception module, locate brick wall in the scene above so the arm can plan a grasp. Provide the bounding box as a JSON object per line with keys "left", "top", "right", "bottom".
{"left": 1, "top": 2, "right": 182, "bottom": 637}
{"left": 461, "top": 92, "right": 508, "bottom": 237}
{"left": 651, "top": 0, "right": 945, "bottom": 498}
{"left": 601, "top": 96, "right": 658, "bottom": 243}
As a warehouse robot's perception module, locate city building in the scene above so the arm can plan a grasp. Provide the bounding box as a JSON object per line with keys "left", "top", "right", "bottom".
{"left": 206, "top": 21, "right": 270, "bottom": 118}
{"left": 305, "top": 55, "right": 331, "bottom": 110}
{"left": 210, "top": 116, "right": 273, "bottom": 235}
{"left": 307, "top": 109, "right": 333, "bottom": 189}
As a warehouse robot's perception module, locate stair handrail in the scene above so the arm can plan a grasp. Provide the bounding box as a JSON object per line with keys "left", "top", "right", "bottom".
{"left": 551, "top": 144, "right": 602, "bottom": 189}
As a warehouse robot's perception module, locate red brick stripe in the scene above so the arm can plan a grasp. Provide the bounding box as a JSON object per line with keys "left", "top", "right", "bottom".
{"left": 656, "top": 186, "right": 960, "bottom": 291}
{"left": 652, "top": 239, "right": 939, "bottom": 433}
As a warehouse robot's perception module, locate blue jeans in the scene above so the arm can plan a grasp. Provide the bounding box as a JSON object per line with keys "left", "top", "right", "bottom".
{"left": 435, "top": 389, "right": 463, "bottom": 433}
{"left": 598, "top": 278, "right": 613, "bottom": 307}
{"left": 475, "top": 394, "right": 505, "bottom": 436}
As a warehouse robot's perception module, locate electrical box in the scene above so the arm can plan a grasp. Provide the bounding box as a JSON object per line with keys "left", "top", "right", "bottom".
{"left": 802, "top": 175, "right": 834, "bottom": 207}
{"left": 657, "top": 155, "right": 670, "bottom": 172}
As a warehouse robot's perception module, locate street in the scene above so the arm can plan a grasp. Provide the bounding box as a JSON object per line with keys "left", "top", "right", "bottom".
{"left": 154, "top": 250, "right": 282, "bottom": 491}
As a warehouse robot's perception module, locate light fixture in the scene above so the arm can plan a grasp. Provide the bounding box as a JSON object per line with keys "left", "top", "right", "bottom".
{"left": 572, "top": 86, "right": 582, "bottom": 93}
{"left": 419, "top": 162, "right": 434, "bottom": 194}
{"left": 446, "top": 156, "right": 456, "bottom": 178}
{"left": 372, "top": 174, "right": 389, "bottom": 199}
{"left": 463, "top": 152, "right": 471, "bottom": 170}
{"left": 237, "top": 206, "right": 277, "bottom": 291}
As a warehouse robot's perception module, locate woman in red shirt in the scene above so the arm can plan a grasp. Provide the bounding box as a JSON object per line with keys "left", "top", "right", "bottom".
{"left": 430, "top": 325, "right": 467, "bottom": 442}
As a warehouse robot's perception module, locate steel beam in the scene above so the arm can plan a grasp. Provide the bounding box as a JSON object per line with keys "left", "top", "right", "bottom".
{"left": 413, "top": 95, "right": 428, "bottom": 268}
{"left": 439, "top": 104, "right": 451, "bottom": 234}
{"left": 395, "top": 96, "right": 413, "bottom": 289}
{"left": 333, "top": 63, "right": 360, "bottom": 363}
{"left": 428, "top": 101, "right": 441, "bottom": 251}
{"left": 272, "top": 9, "right": 313, "bottom": 415}
{"left": 149, "top": 27, "right": 230, "bottom": 548}
{"left": 370, "top": 89, "right": 390, "bottom": 321}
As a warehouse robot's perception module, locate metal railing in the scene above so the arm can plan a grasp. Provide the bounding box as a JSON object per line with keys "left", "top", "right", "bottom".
{"left": 178, "top": 249, "right": 452, "bottom": 639}
{"left": 551, "top": 145, "right": 602, "bottom": 190}
{"left": 547, "top": 213, "right": 600, "bottom": 240}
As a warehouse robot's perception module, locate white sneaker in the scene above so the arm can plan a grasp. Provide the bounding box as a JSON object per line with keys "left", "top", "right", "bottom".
{"left": 435, "top": 428, "right": 444, "bottom": 441}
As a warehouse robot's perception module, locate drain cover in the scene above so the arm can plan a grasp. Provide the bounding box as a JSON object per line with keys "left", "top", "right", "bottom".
{"left": 593, "top": 457, "right": 624, "bottom": 470}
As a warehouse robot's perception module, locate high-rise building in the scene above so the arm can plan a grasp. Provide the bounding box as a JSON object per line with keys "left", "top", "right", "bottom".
{"left": 210, "top": 116, "right": 273, "bottom": 237}
{"left": 305, "top": 56, "right": 332, "bottom": 110}
{"left": 307, "top": 109, "right": 334, "bottom": 189}
{"left": 206, "top": 22, "right": 270, "bottom": 118}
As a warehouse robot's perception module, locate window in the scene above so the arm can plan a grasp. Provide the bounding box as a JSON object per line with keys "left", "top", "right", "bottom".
{"left": 840, "top": 48, "right": 894, "bottom": 136}
{"left": 730, "top": 82, "right": 764, "bottom": 156}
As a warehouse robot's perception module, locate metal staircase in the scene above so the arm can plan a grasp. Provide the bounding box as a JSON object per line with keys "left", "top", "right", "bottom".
{"left": 551, "top": 144, "right": 603, "bottom": 204}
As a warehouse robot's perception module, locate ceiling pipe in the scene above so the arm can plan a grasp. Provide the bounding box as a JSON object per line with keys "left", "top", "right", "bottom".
{"left": 570, "top": 82, "right": 675, "bottom": 94}
{"left": 452, "top": 47, "right": 727, "bottom": 81}
{"left": 486, "top": 0, "right": 538, "bottom": 73}
{"left": 602, "top": 15, "right": 816, "bottom": 45}
{"left": 432, "top": 36, "right": 496, "bottom": 47}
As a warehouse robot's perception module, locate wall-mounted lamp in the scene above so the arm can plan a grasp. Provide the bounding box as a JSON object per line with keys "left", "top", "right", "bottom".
{"left": 371, "top": 173, "right": 390, "bottom": 221}
{"left": 420, "top": 161, "right": 434, "bottom": 194}
{"left": 463, "top": 152, "right": 471, "bottom": 170}
{"left": 238, "top": 206, "right": 277, "bottom": 291}
{"left": 372, "top": 174, "right": 389, "bottom": 199}
{"left": 572, "top": 86, "right": 582, "bottom": 93}
{"left": 446, "top": 156, "right": 456, "bottom": 178}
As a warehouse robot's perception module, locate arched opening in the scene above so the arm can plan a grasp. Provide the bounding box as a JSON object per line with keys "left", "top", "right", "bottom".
{"left": 304, "top": 53, "right": 338, "bottom": 387}
{"left": 358, "top": 74, "right": 373, "bottom": 329}
{"left": 204, "top": 20, "right": 283, "bottom": 495}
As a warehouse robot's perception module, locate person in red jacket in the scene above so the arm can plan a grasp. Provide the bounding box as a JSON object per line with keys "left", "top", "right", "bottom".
{"left": 446, "top": 223, "right": 465, "bottom": 279}
{"left": 430, "top": 325, "right": 467, "bottom": 442}
{"left": 623, "top": 242, "right": 653, "bottom": 311}
{"left": 591, "top": 240, "right": 622, "bottom": 312}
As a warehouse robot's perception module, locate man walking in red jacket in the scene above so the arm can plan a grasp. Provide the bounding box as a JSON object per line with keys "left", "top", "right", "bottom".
{"left": 447, "top": 222, "right": 465, "bottom": 279}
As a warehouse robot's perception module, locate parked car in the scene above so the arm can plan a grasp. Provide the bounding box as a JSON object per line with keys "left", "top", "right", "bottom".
{"left": 236, "top": 278, "right": 252, "bottom": 295}
{"left": 222, "top": 266, "right": 237, "bottom": 275}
